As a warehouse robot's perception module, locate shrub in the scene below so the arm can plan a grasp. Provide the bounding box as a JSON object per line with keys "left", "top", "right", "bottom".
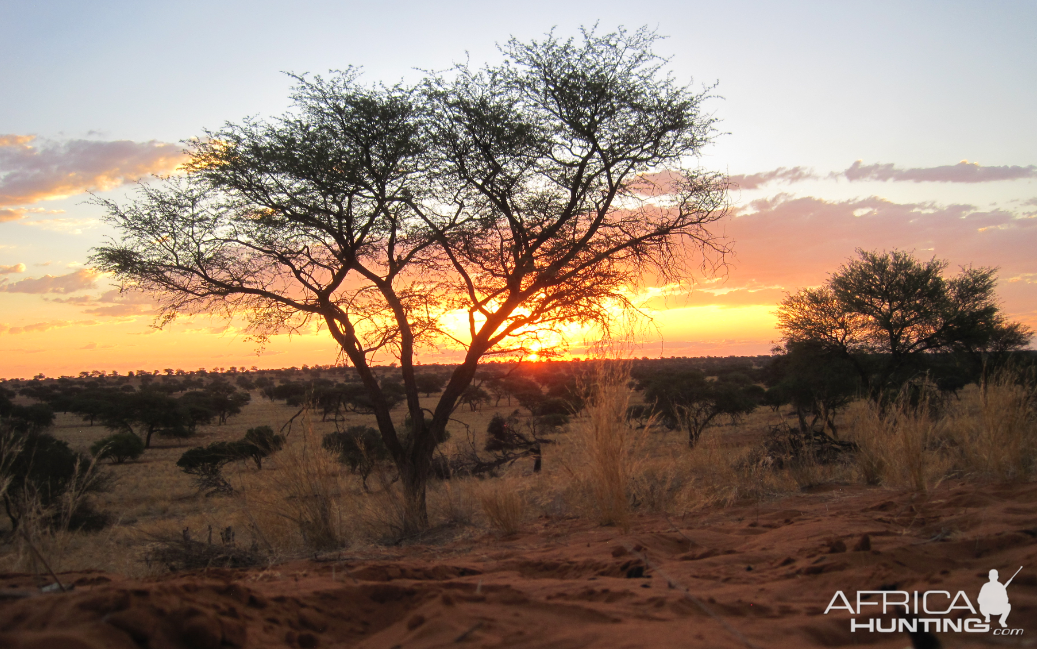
{"left": 849, "top": 386, "right": 951, "bottom": 492}
{"left": 240, "top": 425, "right": 285, "bottom": 469}
{"left": 90, "top": 431, "right": 145, "bottom": 463}
{"left": 267, "top": 420, "right": 342, "bottom": 551}
{"left": 2, "top": 430, "right": 111, "bottom": 531}
{"left": 944, "top": 371, "right": 1037, "bottom": 481}
{"left": 323, "top": 426, "right": 388, "bottom": 490}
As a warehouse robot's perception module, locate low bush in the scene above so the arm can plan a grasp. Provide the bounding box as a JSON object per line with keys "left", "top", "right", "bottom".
{"left": 322, "top": 426, "right": 388, "bottom": 490}
{"left": 90, "top": 431, "right": 145, "bottom": 464}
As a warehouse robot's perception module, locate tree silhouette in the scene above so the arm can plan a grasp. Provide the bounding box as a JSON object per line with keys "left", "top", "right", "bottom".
{"left": 91, "top": 27, "right": 729, "bottom": 532}
{"left": 776, "top": 249, "right": 1031, "bottom": 394}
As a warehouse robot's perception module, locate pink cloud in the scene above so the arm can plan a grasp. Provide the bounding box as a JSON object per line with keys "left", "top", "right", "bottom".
{"left": 729, "top": 167, "right": 816, "bottom": 190}
{"left": 0, "top": 269, "right": 98, "bottom": 294}
{"left": 83, "top": 303, "right": 155, "bottom": 317}
{"left": 0, "top": 263, "right": 25, "bottom": 275}
{"left": 0, "top": 208, "right": 27, "bottom": 222}
{"left": 842, "top": 160, "right": 1037, "bottom": 183}
{"left": 48, "top": 288, "right": 158, "bottom": 316}
{"left": 0, "top": 135, "right": 34, "bottom": 147}
{"left": 0, "top": 319, "right": 98, "bottom": 335}
{"left": 0, "top": 134, "right": 186, "bottom": 206}
{"left": 718, "top": 195, "right": 1036, "bottom": 322}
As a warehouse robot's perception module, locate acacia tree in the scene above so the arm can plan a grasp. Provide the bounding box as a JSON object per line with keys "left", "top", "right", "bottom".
{"left": 776, "top": 249, "right": 1031, "bottom": 394}
{"left": 91, "top": 27, "right": 729, "bottom": 533}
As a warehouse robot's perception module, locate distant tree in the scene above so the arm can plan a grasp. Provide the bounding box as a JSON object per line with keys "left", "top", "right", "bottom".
{"left": 459, "top": 385, "right": 490, "bottom": 411}
{"left": 100, "top": 390, "right": 184, "bottom": 447}
{"left": 777, "top": 249, "right": 1032, "bottom": 394}
{"left": 176, "top": 443, "right": 238, "bottom": 495}
{"left": 91, "top": 27, "right": 729, "bottom": 532}
{"left": 636, "top": 369, "right": 759, "bottom": 446}
{"left": 414, "top": 373, "right": 446, "bottom": 397}
{"left": 238, "top": 425, "right": 285, "bottom": 469}
{"left": 176, "top": 391, "right": 220, "bottom": 433}
{"left": 763, "top": 340, "right": 860, "bottom": 436}
{"left": 484, "top": 411, "right": 546, "bottom": 472}
{"left": 2, "top": 403, "right": 55, "bottom": 434}
{"left": 205, "top": 383, "right": 251, "bottom": 424}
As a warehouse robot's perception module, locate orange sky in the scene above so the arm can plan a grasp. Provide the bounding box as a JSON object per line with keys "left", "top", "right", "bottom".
{"left": 2, "top": 6, "right": 1035, "bottom": 378}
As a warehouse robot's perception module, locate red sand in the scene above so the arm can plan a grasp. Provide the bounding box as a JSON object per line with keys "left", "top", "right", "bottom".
{"left": 3, "top": 479, "right": 1037, "bottom": 648}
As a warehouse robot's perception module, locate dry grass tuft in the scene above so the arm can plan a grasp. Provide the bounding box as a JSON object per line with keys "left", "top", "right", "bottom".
{"left": 478, "top": 479, "right": 526, "bottom": 535}
{"left": 563, "top": 363, "right": 649, "bottom": 530}
{"left": 849, "top": 386, "right": 951, "bottom": 492}
{"left": 239, "top": 412, "right": 343, "bottom": 552}
{"left": 945, "top": 372, "right": 1037, "bottom": 480}
{"left": 430, "top": 477, "right": 478, "bottom": 527}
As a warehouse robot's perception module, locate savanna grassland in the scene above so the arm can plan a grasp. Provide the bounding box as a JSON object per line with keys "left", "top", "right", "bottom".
{"left": 2, "top": 360, "right": 1037, "bottom": 648}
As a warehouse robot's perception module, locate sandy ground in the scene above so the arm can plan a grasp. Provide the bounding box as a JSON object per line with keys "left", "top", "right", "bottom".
{"left": 2, "top": 478, "right": 1037, "bottom": 648}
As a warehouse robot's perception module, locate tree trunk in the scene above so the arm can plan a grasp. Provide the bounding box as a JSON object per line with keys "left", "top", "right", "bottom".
{"left": 401, "top": 467, "right": 429, "bottom": 535}
{"left": 795, "top": 405, "right": 810, "bottom": 435}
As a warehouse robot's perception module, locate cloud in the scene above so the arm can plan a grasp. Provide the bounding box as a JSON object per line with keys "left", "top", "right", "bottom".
{"left": 842, "top": 160, "right": 1037, "bottom": 183}
{"left": 0, "top": 319, "right": 99, "bottom": 335}
{"left": 722, "top": 194, "right": 1037, "bottom": 292}
{"left": 83, "top": 303, "right": 155, "bottom": 317}
{"left": 0, "top": 263, "right": 25, "bottom": 275}
{"left": 21, "top": 218, "right": 100, "bottom": 234}
{"left": 0, "top": 134, "right": 186, "bottom": 206}
{"left": 0, "top": 208, "right": 27, "bottom": 222}
{"left": 729, "top": 167, "right": 816, "bottom": 190}
{"left": 1, "top": 206, "right": 65, "bottom": 223}
{"left": 48, "top": 287, "right": 159, "bottom": 316}
{"left": 0, "top": 135, "right": 34, "bottom": 147}
{"left": 76, "top": 342, "right": 115, "bottom": 350}
{"left": 621, "top": 192, "right": 1036, "bottom": 336}
{"left": 0, "top": 269, "right": 99, "bottom": 294}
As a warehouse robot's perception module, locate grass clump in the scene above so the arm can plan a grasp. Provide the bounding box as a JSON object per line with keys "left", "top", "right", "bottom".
{"left": 564, "top": 364, "right": 647, "bottom": 530}
{"left": 479, "top": 479, "right": 526, "bottom": 535}
{"left": 943, "top": 371, "right": 1037, "bottom": 480}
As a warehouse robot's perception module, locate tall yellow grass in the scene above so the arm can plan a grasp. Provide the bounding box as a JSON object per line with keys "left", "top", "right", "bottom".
{"left": 849, "top": 387, "right": 951, "bottom": 492}
{"left": 945, "top": 371, "right": 1037, "bottom": 481}
{"left": 848, "top": 371, "right": 1037, "bottom": 490}
{"left": 564, "top": 363, "right": 648, "bottom": 529}
{"left": 479, "top": 478, "right": 526, "bottom": 534}
{"left": 239, "top": 413, "right": 343, "bottom": 552}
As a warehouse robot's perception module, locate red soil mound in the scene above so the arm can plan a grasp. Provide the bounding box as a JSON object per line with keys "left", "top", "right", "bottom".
{"left": 3, "top": 479, "right": 1037, "bottom": 648}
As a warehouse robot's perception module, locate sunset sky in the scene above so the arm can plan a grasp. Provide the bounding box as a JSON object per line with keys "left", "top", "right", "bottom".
{"left": 1, "top": 1, "right": 1035, "bottom": 378}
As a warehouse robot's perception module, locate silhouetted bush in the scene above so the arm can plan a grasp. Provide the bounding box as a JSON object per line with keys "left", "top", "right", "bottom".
{"left": 176, "top": 443, "right": 238, "bottom": 496}
{"left": 90, "top": 431, "right": 146, "bottom": 464}
{"left": 2, "top": 430, "right": 111, "bottom": 531}
{"left": 322, "top": 425, "right": 389, "bottom": 490}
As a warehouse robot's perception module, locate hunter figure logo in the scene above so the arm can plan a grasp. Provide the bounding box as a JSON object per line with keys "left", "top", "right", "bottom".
{"left": 978, "top": 567, "right": 1021, "bottom": 628}
{"left": 825, "top": 566, "right": 1025, "bottom": 636}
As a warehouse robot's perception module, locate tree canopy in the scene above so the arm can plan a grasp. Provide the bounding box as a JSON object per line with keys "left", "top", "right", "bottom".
{"left": 776, "top": 249, "right": 1031, "bottom": 394}
{"left": 91, "top": 27, "right": 730, "bottom": 532}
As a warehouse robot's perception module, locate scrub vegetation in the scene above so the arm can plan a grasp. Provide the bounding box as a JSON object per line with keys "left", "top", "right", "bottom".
{"left": 1, "top": 343, "right": 1034, "bottom": 577}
